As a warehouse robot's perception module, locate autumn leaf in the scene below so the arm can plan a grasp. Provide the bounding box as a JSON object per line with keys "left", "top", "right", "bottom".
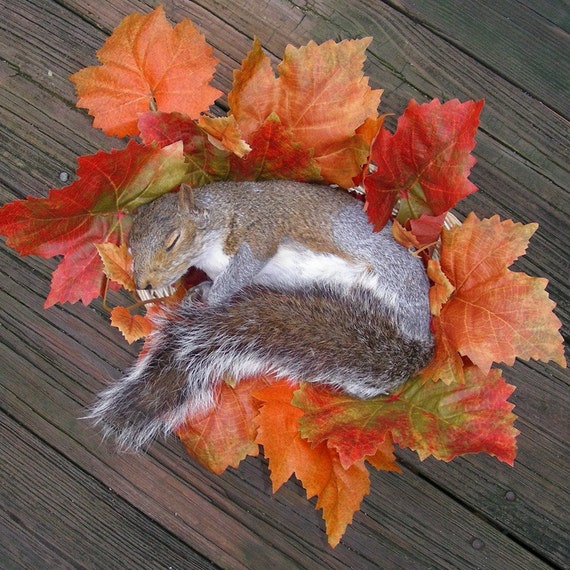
{"left": 176, "top": 377, "right": 271, "bottom": 474}
{"left": 139, "top": 111, "right": 231, "bottom": 186}
{"left": 95, "top": 242, "right": 135, "bottom": 291}
{"left": 228, "top": 113, "right": 321, "bottom": 182}
{"left": 0, "top": 140, "right": 187, "bottom": 306}
{"left": 254, "top": 381, "right": 371, "bottom": 547}
{"left": 435, "top": 214, "right": 566, "bottom": 372}
{"left": 71, "top": 6, "right": 222, "bottom": 137}
{"left": 197, "top": 116, "right": 251, "bottom": 157}
{"left": 295, "top": 367, "right": 519, "bottom": 467}
{"left": 110, "top": 306, "right": 153, "bottom": 343}
{"left": 364, "top": 99, "right": 483, "bottom": 232}
{"left": 228, "top": 37, "right": 279, "bottom": 140}
{"left": 229, "top": 37, "right": 382, "bottom": 187}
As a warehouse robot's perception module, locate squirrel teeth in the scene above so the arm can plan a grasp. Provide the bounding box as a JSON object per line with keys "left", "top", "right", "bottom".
{"left": 137, "top": 285, "right": 176, "bottom": 301}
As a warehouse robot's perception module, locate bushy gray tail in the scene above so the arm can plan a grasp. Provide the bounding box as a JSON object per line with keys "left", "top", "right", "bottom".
{"left": 87, "top": 284, "right": 434, "bottom": 451}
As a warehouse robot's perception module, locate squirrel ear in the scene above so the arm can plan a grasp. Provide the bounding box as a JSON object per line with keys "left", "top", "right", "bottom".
{"left": 179, "top": 184, "right": 209, "bottom": 229}
{"left": 178, "top": 184, "right": 194, "bottom": 214}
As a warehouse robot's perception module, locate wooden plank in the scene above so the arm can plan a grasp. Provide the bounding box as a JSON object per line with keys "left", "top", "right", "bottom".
{"left": 0, "top": 248, "right": 554, "bottom": 568}
{"left": 388, "top": 0, "right": 570, "bottom": 115}
{"left": 1, "top": 0, "right": 568, "bottom": 567}
{"left": 1, "top": 412, "right": 216, "bottom": 570}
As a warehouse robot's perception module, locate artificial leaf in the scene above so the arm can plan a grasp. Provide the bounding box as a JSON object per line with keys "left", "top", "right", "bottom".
{"left": 254, "top": 381, "right": 370, "bottom": 547}
{"left": 0, "top": 140, "right": 187, "bottom": 306}
{"left": 228, "top": 113, "right": 321, "bottom": 182}
{"left": 277, "top": 38, "right": 381, "bottom": 186}
{"left": 253, "top": 380, "right": 305, "bottom": 490}
{"left": 229, "top": 37, "right": 382, "bottom": 187}
{"left": 139, "top": 111, "right": 231, "bottom": 186}
{"left": 96, "top": 242, "right": 135, "bottom": 291}
{"left": 111, "top": 306, "right": 153, "bottom": 343}
{"left": 437, "top": 214, "right": 566, "bottom": 371}
{"left": 365, "top": 436, "right": 402, "bottom": 473}
{"left": 228, "top": 37, "right": 279, "bottom": 140}
{"left": 177, "top": 377, "right": 270, "bottom": 474}
{"left": 197, "top": 115, "right": 251, "bottom": 157}
{"left": 71, "top": 6, "right": 222, "bottom": 137}
{"left": 419, "top": 318, "right": 466, "bottom": 385}
{"left": 364, "top": 98, "right": 483, "bottom": 232}
{"left": 295, "top": 366, "right": 519, "bottom": 466}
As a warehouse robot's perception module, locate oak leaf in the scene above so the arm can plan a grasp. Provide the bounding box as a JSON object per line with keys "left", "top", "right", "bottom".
{"left": 364, "top": 98, "right": 483, "bottom": 233}
{"left": 71, "top": 6, "right": 222, "bottom": 137}
{"left": 436, "top": 214, "right": 566, "bottom": 372}
{"left": 0, "top": 140, "right": 187, "bottom": 306}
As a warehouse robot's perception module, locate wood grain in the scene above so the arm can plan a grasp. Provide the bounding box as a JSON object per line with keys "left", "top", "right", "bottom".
{"left": 0, "top": 0, "right": 568, "bottom": 568}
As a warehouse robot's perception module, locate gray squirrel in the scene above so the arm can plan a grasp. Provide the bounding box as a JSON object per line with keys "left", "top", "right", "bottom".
{"left": 88, "top": 180, "right": 434, "bottom": 451}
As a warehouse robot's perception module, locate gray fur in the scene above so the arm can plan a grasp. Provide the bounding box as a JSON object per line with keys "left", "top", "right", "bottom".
{"left": 87, "top": 181, "right": 434, "bottom": 451}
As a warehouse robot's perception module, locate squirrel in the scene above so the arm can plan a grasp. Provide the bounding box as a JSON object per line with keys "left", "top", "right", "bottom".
{"left": 87, "top": 180, "right": 434, "bottom": 451}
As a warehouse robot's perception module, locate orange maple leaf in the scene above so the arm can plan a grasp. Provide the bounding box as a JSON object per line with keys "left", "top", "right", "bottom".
{"left": 95, "top": 243, "right": 135, "bottom": 291}
{"left": 176, "top": 377, "right": 270, "bottom": 474}
{"left": 110, "top": 306, "right": 153, "bottom": 344}
{"left": 71, "top": 6, "right": 222, "bottom": 137}
{"left": 254, "top": 381, "right": 371, "bottom": 547}
{"left": 435, "top": 214, "right": 566, "bottom": 372}
{"left": 229, "top": 37, "right": 382, "bottom": 187}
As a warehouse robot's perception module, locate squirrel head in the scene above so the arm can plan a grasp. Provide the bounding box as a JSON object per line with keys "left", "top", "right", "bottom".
{"left": 129, "top": 185, "right": 210, "bottom": 295}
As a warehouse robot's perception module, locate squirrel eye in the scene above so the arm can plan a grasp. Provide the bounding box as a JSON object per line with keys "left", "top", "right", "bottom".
{"left": 164, "top": 231, "right": 180, "bottom": 252}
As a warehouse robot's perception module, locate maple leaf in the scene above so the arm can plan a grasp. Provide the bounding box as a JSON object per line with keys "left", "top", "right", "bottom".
{"left": 176, "top": 377, "right": 270, "bottom": 474}
{"left": 228, "top": 113, "right": 321, "bottom": 182}
{"left": 254, "top": 381, "right": 371, "bottom": 547}
{"left": 435, "top": 214, "right": 566, "bottom": 372}
{"left": 197, "top": 116, "right": 251, "bottom": 158}
{"left": 110, "top": 306, "right": 153, "bottom": 343}
{"left": 364, "top": 98, "right": 483, "bottom": 232}
{"left": 229, "top": 37, "right": 382, "bottom": 187}
{"left": 0, "top": 140, "right": 187, "bottom": 306}
{"left": 295, "top": 367, "right": 519, "bottom": 467}
{"left": 71, "top": 6, "right": 222, "bottom": 137}
{"left": 139, "top": 111, "right": 231, "bottom": 186}
{"left": 95, "top": 242, "right": 135, "bottom": 291}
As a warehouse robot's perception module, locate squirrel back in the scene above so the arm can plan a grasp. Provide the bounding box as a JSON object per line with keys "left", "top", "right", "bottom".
{"left": 88, "top": 181, "right": 434, "bottom": 451}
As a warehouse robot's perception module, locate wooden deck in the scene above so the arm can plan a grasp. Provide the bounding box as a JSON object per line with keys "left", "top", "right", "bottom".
{"left": 1, "top": 1, "right": 568, "bottom": 568}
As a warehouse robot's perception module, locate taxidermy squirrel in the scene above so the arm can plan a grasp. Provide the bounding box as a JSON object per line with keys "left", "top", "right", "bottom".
{"left": 88, "top": 180, "right": 434, "bottom": 451}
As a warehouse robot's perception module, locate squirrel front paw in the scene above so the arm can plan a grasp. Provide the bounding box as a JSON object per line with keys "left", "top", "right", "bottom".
{"left": 187, "top": 280, "right": 212, "bottom": 303}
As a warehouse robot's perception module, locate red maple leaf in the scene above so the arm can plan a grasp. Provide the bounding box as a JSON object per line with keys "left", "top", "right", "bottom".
{"left": 364, "top": 98, "right": 484, "bottom": 233}
{"left": 0, "top": 140, "right": 187, "bottom": 306}
{"left": 294, "top": 366, "right": 519, "bottom": 467}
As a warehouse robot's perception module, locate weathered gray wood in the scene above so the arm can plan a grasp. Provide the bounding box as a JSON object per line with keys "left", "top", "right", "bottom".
{"left": 1, "top": 412, "right": 216, "bottom": 570}
{"left": 1, "top": 0, "right": 568, "bottom": 568}
{"left": 388, "top": 0, "right": 570, "bottom": 116}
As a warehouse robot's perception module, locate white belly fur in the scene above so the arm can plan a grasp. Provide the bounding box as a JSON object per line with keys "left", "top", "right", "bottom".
{"left": 256, "top": 243, "right": 394, "bottom": 305}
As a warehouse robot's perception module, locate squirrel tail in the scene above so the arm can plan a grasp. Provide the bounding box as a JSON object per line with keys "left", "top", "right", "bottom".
{"left": 87, "top": 284, "right": 434, "bottom": 451}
